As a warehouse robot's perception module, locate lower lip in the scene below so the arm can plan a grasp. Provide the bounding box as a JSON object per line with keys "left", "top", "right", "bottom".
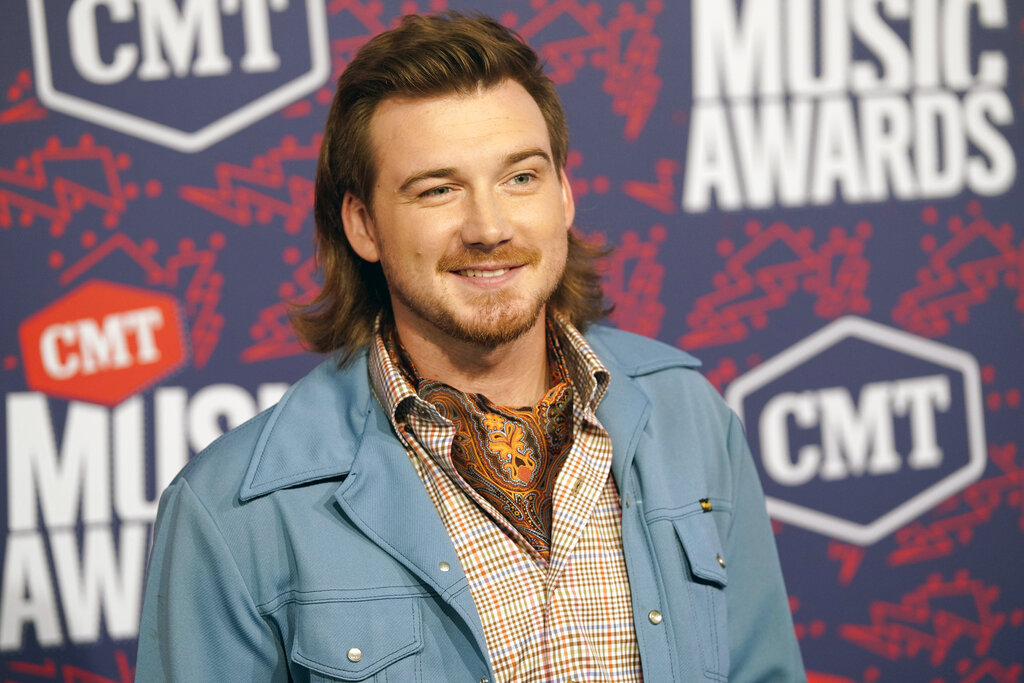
{"left": 451, "top": 266, "right": 521, "bottom": 288}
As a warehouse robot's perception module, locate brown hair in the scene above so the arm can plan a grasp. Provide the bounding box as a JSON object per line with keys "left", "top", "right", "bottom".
{"left": 292, "top": 12, "right": 608, "bottom": 362}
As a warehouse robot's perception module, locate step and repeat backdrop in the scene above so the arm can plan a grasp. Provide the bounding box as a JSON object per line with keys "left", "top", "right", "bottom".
{"left": 1, "top": 1, "right": 1022, "bottom": 681}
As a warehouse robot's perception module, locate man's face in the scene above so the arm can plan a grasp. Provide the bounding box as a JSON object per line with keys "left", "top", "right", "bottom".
{"left": 343, "top": 79, "right": 575, "bottom": 348}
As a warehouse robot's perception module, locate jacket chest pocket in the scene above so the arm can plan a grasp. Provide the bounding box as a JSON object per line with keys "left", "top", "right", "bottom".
{"left": 289, "top": 597, "right": 423, "bottom": 682}
{"left": 673, "top": 515, "right": 730, "bottom": 680}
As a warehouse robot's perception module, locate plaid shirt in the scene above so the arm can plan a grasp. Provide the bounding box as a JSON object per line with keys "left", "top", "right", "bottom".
{"left": 369, "top": 316, "right": 642, "bottom": 682}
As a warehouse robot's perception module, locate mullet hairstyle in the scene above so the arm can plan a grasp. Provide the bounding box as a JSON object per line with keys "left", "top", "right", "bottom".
{"left": 292, "top": 12, "right": 609, "bottom": 363}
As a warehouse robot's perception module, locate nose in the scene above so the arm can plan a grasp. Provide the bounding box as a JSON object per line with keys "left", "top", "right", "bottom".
{"left": 459, "top": 191, "right": 512, "bottom": 250}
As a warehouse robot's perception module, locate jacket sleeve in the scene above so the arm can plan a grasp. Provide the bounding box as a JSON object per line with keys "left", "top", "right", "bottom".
{"left": 136, "top": 479, "right": 288, "bottom": 682}
{"left": 723, "top": 412, "right": 808, "bottom": 682}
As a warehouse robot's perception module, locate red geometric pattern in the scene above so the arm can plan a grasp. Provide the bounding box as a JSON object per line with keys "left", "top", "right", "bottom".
{"left": 791, "top": 595, "right": 827, "bottom": 643}
{"left": 893, "top": 202, "right": 1024, "bottom": 337}
{"left": 1, "top": 69, "right": 47, "bottom": 125}
{"left": 623, "top": 158, "right": 679, "bottom": 214}
{"left": 174, "top": 136, "right": 321, "bottom": 364}
{"left": 680, "top": 219, "right": 873, "bottom": 349}
{"left": 279, "top": 1, "right": 444, "bottom": 120}
{"left": 806, "top": 660, "right": 1023, "bottom": 683}
{"left": 828, "top": 541, "right": 866, "bottom": 587}
{"left": 564, "top": 149, "right": 611, "bottom": 200}
{"left": 888, "top": 443, "right": 1024, "bottom": 567}
{"left": 241, "top": 253, "right": 319, "bottom": 362}
{"left": 0, "top": 135, "right": 148, "bottom": 236}
{"left": 509, "top": 0, "right": 663, "bottom": 141}
{"left": 179, "top": 135, "right": 320, "bottom": 235}
{"left": 55, "top": 233, "right": 226, "bottom": 369}
{"left": 839, "top": 571, "right": 1007, "bottom": 666}
{"left": 598, "top": 225, "right": 667, "bottom": 338}
{"left": 954, "top": 658, "right": 1023, "bottom": 683}
{"left": 982, "top": 362, "right": 1023, "bottom": 414}
{"left": 324, "top": 0, "right": 391, "bottom": 74}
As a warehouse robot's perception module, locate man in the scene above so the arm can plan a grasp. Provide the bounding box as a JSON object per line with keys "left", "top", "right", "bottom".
{"left": 136, "top": 12, "right": 806, "bottom": 682}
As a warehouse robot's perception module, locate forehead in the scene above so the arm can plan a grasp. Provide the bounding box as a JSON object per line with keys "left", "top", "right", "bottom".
{"left": 367, "top": 80, "right": 553, "bottom": 183}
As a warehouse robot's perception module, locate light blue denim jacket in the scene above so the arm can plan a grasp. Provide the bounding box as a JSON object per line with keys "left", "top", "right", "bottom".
{"left": 136, "top": 326, "right": 806, "bottom": 682}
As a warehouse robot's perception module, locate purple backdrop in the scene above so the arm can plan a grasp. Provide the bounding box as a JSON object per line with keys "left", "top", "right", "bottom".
{"left": 2, "top": 1, "right": 1023, "bottom": 681}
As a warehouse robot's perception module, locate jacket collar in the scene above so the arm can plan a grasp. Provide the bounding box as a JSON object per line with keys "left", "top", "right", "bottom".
{"left": 239, "top": 326, "right": 701, "bottom": 501}
{"left": 239, "top": 350, "right": 375, "bottom": 501}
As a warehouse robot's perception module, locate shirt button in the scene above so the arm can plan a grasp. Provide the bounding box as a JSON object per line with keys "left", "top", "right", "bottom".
{"left": 648, "top": 610, "right": 663, "bottom": 625}
{"left": 717, "top": 554, "right": 727, "bottom": 568}
{"left": 439, "top": 561, "right": 450, "bottom": 572}
{"left": 347, "top": 647, "right": 362, "bottom": 662}
{"left": 479, "top": 678, "right": 490, "bottom": 683}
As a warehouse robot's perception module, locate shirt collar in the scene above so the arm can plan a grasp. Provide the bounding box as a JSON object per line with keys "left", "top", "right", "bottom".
{"left": 368, "top": 312, "right": 611, "bottom": 427}
{"left": 551, "top": 312, "right": 610, "bottom": 413}
{"left": 368, "top": 317, "right": 421, "bottom": 429}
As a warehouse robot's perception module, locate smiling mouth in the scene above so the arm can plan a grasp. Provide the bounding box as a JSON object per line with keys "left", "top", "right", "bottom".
{"left": 439, "top": 246, "right": 540, "bottom": 278}
{"left": 458, "top": 268, "right": 511, "bottom": 278}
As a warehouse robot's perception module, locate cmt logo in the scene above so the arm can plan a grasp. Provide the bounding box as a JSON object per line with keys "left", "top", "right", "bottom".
{"left": 27, "top": 0, "right": 330, "bottom": 151}
{"left": 726, "top": 317, "right": 986, "bottom": 545}
{"left": 18, "top": 280, "right": 188, "bottom": 406}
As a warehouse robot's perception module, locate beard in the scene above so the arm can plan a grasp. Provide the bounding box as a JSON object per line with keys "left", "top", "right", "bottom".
{"left": 382, "top": 243, "right": 565, "bottom": 348}
{"left": 398, "top": 285, "right": 548, "bottom": 347}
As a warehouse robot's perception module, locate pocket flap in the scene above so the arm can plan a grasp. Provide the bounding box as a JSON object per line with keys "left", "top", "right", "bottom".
{"left": 291, "top": 597, "right": 422, "bottom": 680}
{"left": 673, "top": 514, "right": 729, "bottom": 588}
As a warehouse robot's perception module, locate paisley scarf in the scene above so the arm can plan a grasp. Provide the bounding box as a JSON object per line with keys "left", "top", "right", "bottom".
{"left": 385, "top": 321, "right": 574, "bottom": 559}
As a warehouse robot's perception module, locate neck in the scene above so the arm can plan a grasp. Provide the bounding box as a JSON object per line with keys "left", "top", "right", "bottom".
{"left": 393, "top": 313, "right": 550, "bottom": 408}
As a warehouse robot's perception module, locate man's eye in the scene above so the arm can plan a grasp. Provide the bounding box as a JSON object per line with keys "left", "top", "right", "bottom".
{"left": 421, "top": 186, "right": 451, "bottom": 198}
{"left": 509, "top": 173, "right": 534, "bottom": 185}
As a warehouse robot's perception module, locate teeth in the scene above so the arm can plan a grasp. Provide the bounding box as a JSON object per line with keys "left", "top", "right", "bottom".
{"left": 460, "top": 268, "right": 509, "bottom": 278}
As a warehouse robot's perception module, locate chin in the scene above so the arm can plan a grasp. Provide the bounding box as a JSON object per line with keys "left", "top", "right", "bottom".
{"left": 440, "top": 302, "right": 545, "bottom": 348}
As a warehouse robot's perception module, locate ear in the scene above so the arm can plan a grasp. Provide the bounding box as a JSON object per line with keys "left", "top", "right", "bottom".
{"left": 341, "top": 192, "right": 381, "bottom": 263}
{"left": 559, "top": 168, "right": 576, "bottom": 229}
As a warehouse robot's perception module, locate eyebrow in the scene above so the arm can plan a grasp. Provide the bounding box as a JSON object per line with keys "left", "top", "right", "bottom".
{"left": 505, "top": 147, "right": 551, "bottom": 167}
{"left": 397, "top": 147, "right": 553, "bottom": 195}
{"left": 398, "top": 167, "right": 456, "bottom": 195}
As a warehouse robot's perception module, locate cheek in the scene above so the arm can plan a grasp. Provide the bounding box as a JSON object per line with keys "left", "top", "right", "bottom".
{"left": 540, "top": 229, "right": 569, "bottom": 273}
{"left": 377, "top": 219, "right": 434, "bottom": 265}
{"left": 525, "top": 197, "right": 571, "bottom": 239}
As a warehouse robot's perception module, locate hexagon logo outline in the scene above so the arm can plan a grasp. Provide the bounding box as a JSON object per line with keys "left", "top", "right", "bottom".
{"left": 18, "top": 279, "right": 189, "bottom": 407}
{"left": 27, "top": 0, "right": 330, "bottom": 153}
{"left": 725, "top": 316, "right": 987, "bottom": 546}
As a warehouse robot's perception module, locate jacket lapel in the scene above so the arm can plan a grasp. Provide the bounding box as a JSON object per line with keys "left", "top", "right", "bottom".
{"left": 239, "top": 353, "right": 491, "bottom": 662}
{"left": 587, "top": 331, "right": 654, "bottom": 490}
{"left": 331, "top": 402, "right": 491, "bottom": 659}
{"left": 598, "top": 365, "right": 652, "bottom": 491}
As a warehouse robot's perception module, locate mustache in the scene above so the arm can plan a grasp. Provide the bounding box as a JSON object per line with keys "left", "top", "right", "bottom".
{"left": 436, "top": 245, "right": 541, "bottom": 272}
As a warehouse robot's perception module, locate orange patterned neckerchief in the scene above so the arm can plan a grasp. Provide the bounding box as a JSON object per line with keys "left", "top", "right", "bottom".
{"left": 384, "top": 320, "right": 574, "bottom": 560}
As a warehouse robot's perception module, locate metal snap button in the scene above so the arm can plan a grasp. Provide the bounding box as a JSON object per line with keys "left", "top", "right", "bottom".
{"left": 648, "top": 610, "right": 663, "bottom": 625}
{"left": 347, "top": 647, "right": 362, "bottom": 662}
{"left": 717, "top": 554, "right": 727, "bottom": 568}
{"left": 439, "top": 561, "right": 450, "bottom": 572}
